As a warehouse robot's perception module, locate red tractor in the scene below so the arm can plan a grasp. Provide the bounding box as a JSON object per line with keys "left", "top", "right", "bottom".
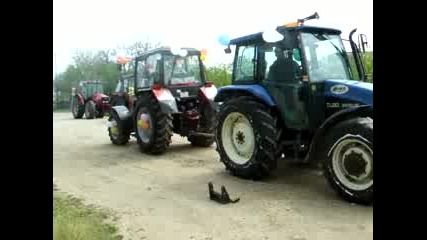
{"left": 108, "top": 56, "right": 136, "bottom": 109}
{"left": 71, "top": 80, "right": 111, "bottom": 119}
{"left": 107, "top": 47, "right": 218, "bottom": 153}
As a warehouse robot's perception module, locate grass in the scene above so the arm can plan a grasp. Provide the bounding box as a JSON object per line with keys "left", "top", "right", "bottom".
{"left": 53, "top": 189, "right": 122, "bottom": 240}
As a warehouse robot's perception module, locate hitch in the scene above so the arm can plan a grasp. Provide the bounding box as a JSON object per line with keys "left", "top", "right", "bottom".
{"left": 208, "top": 182, "right": 240, "bottom": 204}
{"left": 189, "top": 131, "right": 214, "bottom": 138}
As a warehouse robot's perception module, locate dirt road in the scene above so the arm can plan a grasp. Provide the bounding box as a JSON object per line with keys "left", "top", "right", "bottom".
{"left": 53, "top": 112, "right": 372, "bottom": 240}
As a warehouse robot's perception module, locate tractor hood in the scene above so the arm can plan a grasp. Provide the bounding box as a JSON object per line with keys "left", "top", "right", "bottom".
{"left": 324, "top": 79, "right": 373, "bottom": 107}
{"left": 92, "top": 93, "right": 110, "bottom": 101}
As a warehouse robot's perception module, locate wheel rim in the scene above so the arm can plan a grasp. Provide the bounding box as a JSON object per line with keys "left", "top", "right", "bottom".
{"left": 108, "top": 119, "right": 118, "bottom": 139}
{"left": 136, "top": 108, "right": 153, "bottom": 144}
{"left": 221, "top": 112, "right": 255, "bottom": 165}
{"left": 331, "top": 138, "right": 373, "bottom": 191}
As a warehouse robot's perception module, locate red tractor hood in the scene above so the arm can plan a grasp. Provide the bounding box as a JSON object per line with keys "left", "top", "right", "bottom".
{"left": 92, "top": 93, "right": 109, "bottom": 101}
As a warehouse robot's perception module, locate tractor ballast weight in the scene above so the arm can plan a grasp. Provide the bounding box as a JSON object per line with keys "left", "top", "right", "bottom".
{"left": 214, "top": 13, "right": 373, "bottom": 205}
{"left": 107, "top": 47, "right": 218, "bottom": 153}
{"left": 71, "top": 80, "right": 111, "bottom": 119}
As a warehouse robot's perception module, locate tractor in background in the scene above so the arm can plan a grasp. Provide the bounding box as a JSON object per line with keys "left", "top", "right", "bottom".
{"left": 214, "top": 13, "right": 373, "bottom": 205}
{"left": 71, "top": 80, "right": 111, "bottom": 119}
{"left": 107, "top": 47, "right": 218, "bottom": 153}
{"left": 109, "top": 56, "right": 136, "bottom": 108}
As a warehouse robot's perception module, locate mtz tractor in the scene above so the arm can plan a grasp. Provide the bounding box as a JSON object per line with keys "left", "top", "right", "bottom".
{"left": 214, "top": 13, "right": 373, "bottom": 204}
{"left": 107, "top": 47, "right": 218, "bottom": 154}
{"left": 109, "top": 56, "right": 136, "bottom": 108}
{"left": 71, "top": 80, "right": 111, "bottom": 119}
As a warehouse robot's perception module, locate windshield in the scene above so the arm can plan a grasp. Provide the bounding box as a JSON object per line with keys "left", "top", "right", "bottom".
{"left": 164, "top": 54, "right": 202, "bottom": 86}
{"left": 301, "top": 32, "right": 352, "bottom": 81}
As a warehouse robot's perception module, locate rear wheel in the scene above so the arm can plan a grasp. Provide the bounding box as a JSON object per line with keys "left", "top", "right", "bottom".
{"left": 85, "top": 100, "right": 96, "bottom": 119}
{"left": 71, "top": 97, "right": 84, "bottom": 119}
{"left": 134, "top": 93, "right": 173, "bottom": 154}
{"left": 215, "top": 97, "right": 278, "bottom": 179}
{"left": 107, "top": 113, "right": 130, "bottom": 145}
{"left": 322, "top": 117, "right": 373, "bottom": 205}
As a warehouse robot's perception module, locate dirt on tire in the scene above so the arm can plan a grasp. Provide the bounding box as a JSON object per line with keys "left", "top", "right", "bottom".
{"left": 53, "top": 112, "right": 373, "bottom": 240}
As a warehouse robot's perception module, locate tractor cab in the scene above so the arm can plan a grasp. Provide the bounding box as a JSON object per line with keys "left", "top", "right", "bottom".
{"left": 134, "top": 47, "right": 207, "bottom": 98}
{"left": 109, "top": 57, "right": 136, "bottom": 108}
{"left": 221, "top": 12, "right": 371, "bottom": 131}
{"left": 78, "top": 80, "right": 104, "bottom": 99}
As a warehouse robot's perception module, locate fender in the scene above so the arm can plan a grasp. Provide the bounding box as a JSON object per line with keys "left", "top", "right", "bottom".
{"left": 151, "top": 88, "right": 179, "bottom": 114}
{"left": 199, "top": 85, "right": 218, "bottom": 112}
{"left": 110, "top": 105, "right": 133, "bottom": 131}
{"left": 214, "top": 85, "right": 276, "bottom": 107}
{"left": 304, "top": 105, "right": 373, "bottom": 163}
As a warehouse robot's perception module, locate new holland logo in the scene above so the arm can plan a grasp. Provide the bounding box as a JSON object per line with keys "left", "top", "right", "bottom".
{"left": 330, "top": 84, "right": 349, "bottom": 94}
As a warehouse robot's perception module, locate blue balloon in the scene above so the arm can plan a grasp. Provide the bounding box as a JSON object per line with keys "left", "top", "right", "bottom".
{"left": 218, "top": 34, "right": 230, "bottom": 46}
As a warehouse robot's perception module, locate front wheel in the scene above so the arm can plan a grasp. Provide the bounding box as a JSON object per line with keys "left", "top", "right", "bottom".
{"left": 322, "top": 117, "right": 373, "bottom": 205}
{"left": 134, "top": 93, "right": 173, "bottom": 154}
{"left": 215, "top": 97, "right": 278, "bottom": 179}
{"left": 107, "top": 114, "right": 130, "bottom": 145}
{"left": 85, "top": 100, "right": 96, "bottom": 119}
{"left": 71, "top": 97, "right": 84, "bottom": 119}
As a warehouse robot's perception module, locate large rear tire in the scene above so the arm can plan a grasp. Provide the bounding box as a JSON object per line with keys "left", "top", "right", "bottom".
{"left": 85, "top": 100, "right": 96, "bottom": 119}
{"left": 71, "top": 97, "right": 84, "bottom": 119}
{"left": 134, "top": 93, "right": 173, "bottom": 154}
{"left": 322, "top": 117, "right": 373, "bottom": 205}
{"left": 215, "top": 96, "right": 278, "bottom": 179}
{"left": 107, "top": 113, "right": 130, "bottom": 145}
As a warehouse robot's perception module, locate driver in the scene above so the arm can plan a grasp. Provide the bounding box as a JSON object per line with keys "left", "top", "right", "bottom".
{"left": 267, "top": 47, "right": 301, "bottom": 82}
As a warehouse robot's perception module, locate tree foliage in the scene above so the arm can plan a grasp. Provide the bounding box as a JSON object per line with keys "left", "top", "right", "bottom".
{"left": 54, "top": 41, "right": 161, "bottom": 99}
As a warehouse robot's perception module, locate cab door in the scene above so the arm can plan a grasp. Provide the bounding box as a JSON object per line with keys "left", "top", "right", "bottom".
{"left": 258, "top": 44, "right": 309, "bottom": 130}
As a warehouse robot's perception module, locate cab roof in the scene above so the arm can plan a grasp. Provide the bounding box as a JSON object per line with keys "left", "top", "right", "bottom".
{"left": 229, "top": 25, "right": 341, "bottom": 45}
{"left": 135, "top": 47, "right": 201, "bottom": 60}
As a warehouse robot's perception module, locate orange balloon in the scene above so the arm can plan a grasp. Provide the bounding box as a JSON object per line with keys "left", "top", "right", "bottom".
{"left": 201, "top": 48, "right": 208, "bottom": 55}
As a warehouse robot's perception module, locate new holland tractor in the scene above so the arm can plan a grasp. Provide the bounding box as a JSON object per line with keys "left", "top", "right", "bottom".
{"left": 71, "top": 80, "right": 111, "bottom": 119}
{"left": 106, "top": 47, "right": 218, "bottom": 154}
{"left": 214, "top": 13, "right": 373, "bottom": 204}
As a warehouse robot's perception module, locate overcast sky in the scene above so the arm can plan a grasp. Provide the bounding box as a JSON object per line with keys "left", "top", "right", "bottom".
{"left": 53, "top": 0, "right": 373, "bottom": 76}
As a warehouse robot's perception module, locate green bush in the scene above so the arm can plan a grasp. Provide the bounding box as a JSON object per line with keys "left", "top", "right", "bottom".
{"left": 348, "top": 51, "right": 373, "bottom": 83}
{"left": 205, "top": 64, "right": 232, "bottom": 87}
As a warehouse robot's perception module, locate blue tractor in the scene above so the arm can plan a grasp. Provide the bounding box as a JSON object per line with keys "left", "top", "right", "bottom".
{"left": 214, "top": 13, "right": 373, "bottom": 204}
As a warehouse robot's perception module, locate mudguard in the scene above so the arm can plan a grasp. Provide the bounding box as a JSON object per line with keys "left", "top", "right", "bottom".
{"left": 304, "top": 105, "right": 373, "bottom": 163}
{"left": 152, "top": 88, "right": 179, "bottom": 114}
{"left": 200, "top": 85, "right": 219, "bottom": 112}
{"left": 214, "top": 84, "right": 276, "bottom": 107}
{"left": 110, "top": 105, "right": 133, "bottom": 131}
